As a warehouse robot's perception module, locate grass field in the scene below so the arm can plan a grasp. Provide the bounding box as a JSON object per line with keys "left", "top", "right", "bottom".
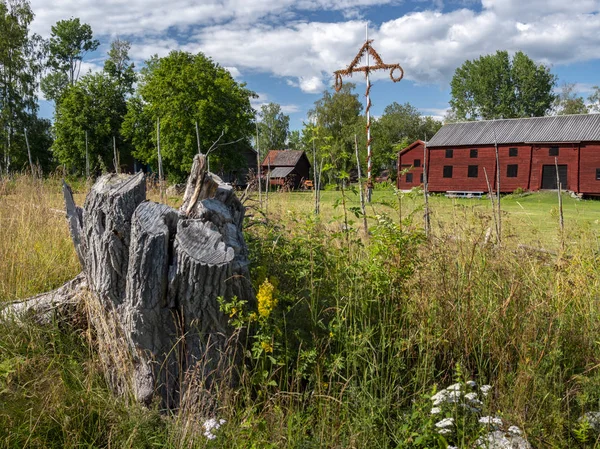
{"left": 2, "top": 175, "right": 600, "bottom": 448}
{"left": 265, "top": 186, "right": 600, "bottom": 250}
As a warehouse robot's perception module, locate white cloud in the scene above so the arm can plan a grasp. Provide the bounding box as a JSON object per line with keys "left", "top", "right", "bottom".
{"left": 224, "top": 66, "right": 242, "bottom": 79}
{"left": 28, "top": 0, "right": 600, "bottom": 99}
{"left": 280, "top": 104, "right": 301, "bottom": 114}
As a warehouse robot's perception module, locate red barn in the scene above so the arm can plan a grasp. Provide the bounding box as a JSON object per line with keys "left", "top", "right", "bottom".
{"left": 397, "top": 114, "right": 600, "bottom": 195}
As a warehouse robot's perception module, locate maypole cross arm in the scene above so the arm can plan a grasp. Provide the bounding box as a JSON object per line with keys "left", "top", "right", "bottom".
{"left": 333, "top": 40, "right": 403, "bottom": 92}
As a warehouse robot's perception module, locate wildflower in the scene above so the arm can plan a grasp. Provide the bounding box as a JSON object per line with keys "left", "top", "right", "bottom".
{"left": 261, "top": 341, "right": 273, "bottom": 353}
{"left": 479, "top": 416, "right": 503, "bottom": 429}
{"left": 435, "top": 417, "right": 454, "bottom": 435}
{"left": 229, "top": 307, "right": 238, "bottom": 318}
{"left": 257, "top": 279, "right": 276, "bottom": 319}
{"left": 430, "top": 407, "right": 441, "bottom": 415}
{"left": 466, "top": 380, "right": 477, "bottom": 389}
{"left": 446, "top": 383, "right": 462, "bottom": 392}
{"left": 508, "top": 426, "right": 522, "bottom": 436}
{"left": 480, "top": 384, "right": 492, "bottom": 397}
{"left": 203, "top": 417, "right": 226, "bottom": 440}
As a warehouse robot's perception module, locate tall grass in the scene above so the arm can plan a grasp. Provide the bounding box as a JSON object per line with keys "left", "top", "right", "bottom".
{"left": 2, "top": 175, "right": 600, "bottom": 447}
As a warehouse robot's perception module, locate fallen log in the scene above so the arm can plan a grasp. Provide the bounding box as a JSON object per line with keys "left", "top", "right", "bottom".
{"left": 1, "top": 154, "right": 254, "bottom": 409}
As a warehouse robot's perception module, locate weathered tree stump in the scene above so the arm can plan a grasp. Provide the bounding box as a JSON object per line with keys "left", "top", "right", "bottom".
{"left": 2, "top": 154, "right": 254, "bottom": 410}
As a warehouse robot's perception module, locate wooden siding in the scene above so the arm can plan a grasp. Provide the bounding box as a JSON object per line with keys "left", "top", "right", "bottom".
{"left": 529, "top": 144, "right": 579, "bottom": 191}
{"left": 399, "top": 139, "right": 600, "bottom": 195}
{"left": 579, "top": 143, "right": 600, "bottom": 194}
{"left": 397, "top": 141, "right": 425, "bottom": 189}
{"left": 427, "top": 146, "right": 497, "bottom": 192}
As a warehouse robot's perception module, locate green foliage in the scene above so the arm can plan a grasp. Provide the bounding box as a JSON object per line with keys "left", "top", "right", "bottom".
{"left": 41, "top": 17, "right": 99, "bottom": 102}
{"left": 309, "top": 83, "right": 362, "bottom": 184}
{"left": 372, "top": 102, "right": 441, "bottom": 172}
{"left": 52, "top": 72, "right": 128, "bottom": 173}
{"left": 123, "top": 50, "right": 256, "bottom": 181}
{"left": 257, "top": 102, "right": 289, "bottom": 156}
{"left": 0, "top": 0, "right": 46, "bottom": 173}
{"left": 588, "top": 86, "right": 600, "bottom": 113}
{"left": 450, "top": 50, "right": 556, "bottom": 120}
{"left": 554, "top": 83, "right": 589, "bottom": 115}
{"left": 103, "top": 38, "right": 136, "bottom": 95}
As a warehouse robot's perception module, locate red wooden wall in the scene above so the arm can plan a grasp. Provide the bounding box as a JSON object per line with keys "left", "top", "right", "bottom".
{"left": 398, "top": 140, "right": 600, "bottom": 195}
{"left": 397, "top": 141, "right": 425, "bottom": 189}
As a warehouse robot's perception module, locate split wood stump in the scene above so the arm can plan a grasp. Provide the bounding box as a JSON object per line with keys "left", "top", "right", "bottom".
{"left": 6, "top": 155, "right": 254, "bottom": 409}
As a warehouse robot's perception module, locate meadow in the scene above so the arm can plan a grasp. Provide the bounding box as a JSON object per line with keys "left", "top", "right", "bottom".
{"left": 2, "top": 175, "right": 600, "bottom": 448}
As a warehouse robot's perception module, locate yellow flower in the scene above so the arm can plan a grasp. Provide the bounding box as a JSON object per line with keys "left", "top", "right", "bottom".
{"left": 229, "top": 307, "right": 238, "bottom": 318}
{"left": 257, "top": 279, "right": 277, "bottom": 319}
{"left": 261, "top": 341, "right": 273, "bottom": 353}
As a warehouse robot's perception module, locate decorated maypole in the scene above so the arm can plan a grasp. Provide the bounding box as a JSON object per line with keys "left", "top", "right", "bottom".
{"left": 334, "top": 25, "right": 404, "bottom": 202}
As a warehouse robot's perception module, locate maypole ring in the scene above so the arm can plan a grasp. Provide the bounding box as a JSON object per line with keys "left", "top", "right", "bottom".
{"left": 334, "top": 73, "right": 343, "bottom": 92}
{"left": 390, "top": 65, "right": 404, "bottom": 83}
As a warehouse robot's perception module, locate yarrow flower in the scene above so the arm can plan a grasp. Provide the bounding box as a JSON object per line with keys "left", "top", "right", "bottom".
{"left": 203, "top": 417, "right": 226, "bottom": 440}
{"left": 257, "top": 279, "right": 277, "bottom": 319}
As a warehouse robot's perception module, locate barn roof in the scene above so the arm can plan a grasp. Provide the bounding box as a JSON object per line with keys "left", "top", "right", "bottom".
{"left": 268, "top": 166, "right": 295, "bottom": 178}
{"left": 262, "top": 150, "right": 306, "bottom": 167}
{"left": 428, "top": 114, "right": 600, "bottom": 147}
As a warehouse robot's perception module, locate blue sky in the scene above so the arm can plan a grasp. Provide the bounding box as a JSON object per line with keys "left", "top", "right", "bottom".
{"left": 32, "top": 0, "right": 600, "bottom": 131}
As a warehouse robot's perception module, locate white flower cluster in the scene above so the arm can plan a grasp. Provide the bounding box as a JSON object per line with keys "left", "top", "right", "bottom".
{"left": 202, "top": 417, "right": 226, "bottom": 440}
{"left": 429, "top": 381, "right": 529, "bottom": 447}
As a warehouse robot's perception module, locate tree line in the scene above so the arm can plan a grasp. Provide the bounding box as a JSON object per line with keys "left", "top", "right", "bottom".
{"left": 2, "top": 0, "right": 599, "bottom": 181}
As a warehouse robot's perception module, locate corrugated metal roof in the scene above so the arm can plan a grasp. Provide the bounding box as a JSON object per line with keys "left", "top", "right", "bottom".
{"left": 261, "top": 150, "right": 305, "bottom": 167}
{"left": 268, "top": 166, "right": 295, "bottom": 178}
{"left": 427, "top": 114, "right": 600, "bottom": 147}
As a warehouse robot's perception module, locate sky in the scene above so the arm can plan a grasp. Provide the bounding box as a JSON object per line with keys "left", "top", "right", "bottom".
{"left": 31, "top": 0, "right": 600, "bottom": 131}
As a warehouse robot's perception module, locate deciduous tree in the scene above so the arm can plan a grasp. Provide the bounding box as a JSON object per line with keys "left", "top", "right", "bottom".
{"left": 0, "top": 0, "right": 46, "bottom": 173}
{"left": 257, "top": 102, "right": 289, "bottom": 156}
{"left": 41, "top": 17, "right": 99, "bottom": 102}
{"left": 553, "top": 83, "right": 589, "bottom": 115}
{"left": 123, "top": 51, "right": 256, "bottom": 181}
{"left": 450, "top": 51, "right": 556, "bottom": 120}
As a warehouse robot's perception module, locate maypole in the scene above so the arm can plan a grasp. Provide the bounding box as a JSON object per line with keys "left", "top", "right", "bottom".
{"left": 334, "top": 24, "right": 404, "bottom": 202}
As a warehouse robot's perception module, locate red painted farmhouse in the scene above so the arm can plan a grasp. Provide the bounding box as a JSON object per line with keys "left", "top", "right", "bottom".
{"left": 398, "top": 114, "right": 600, "bottom": 195}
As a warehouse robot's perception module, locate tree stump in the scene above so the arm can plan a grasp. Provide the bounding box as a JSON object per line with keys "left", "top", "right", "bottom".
{"left": 4, "top": 155, "right": 254, "bottom": 410}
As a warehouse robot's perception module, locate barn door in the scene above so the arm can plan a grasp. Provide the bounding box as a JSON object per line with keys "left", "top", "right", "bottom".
{"left": 541, "top": 165, "right": 567, "bottom": 189}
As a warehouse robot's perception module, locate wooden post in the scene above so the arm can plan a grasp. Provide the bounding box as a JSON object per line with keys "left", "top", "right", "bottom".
{"left": 423, "top": 139, "right": 430, "bottom": 239}
{"left": 484, "top": 167, "right": 499, "bottom": 244}
{"left": 85, "top": 131, "right": 90, "bottom": 180}
{"left": 113, "top": 136, "right": 120, "bottom": 174}
{"left": 494, "top": 134, "right": 501, "bottom": 243}
{"left": 555, "top": 157, "right": 564, "bottom": 248}
{"left": 255, "top": 120, "right": 262, "bottom": 208}
{"left": 195, "top": 121, "right": 201, "bottom": 155}
{"left": 313, "top": 122, "right": 318, "bottom": 215}
{"left": 24, "top": 127, "right": 34, "bottom": 177}
{"left": 355, "top": 134, "right": 368, "bottom": 234}
{"left": 157, "top": 118, "right": 164, "bottom": 202}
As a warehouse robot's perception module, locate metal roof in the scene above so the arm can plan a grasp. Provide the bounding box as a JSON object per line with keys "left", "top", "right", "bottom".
{"left": 268, "top": 166, "right": 295, "bottom": 178}
{"left": 262, "top": 150, "right": 306, "bottom": 167}
{"left": 427, "top": 114, "right": 600, "bottom": 147}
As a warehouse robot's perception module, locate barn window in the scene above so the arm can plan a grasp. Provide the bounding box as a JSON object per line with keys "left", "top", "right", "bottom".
{"left": 507, "top": 164, "right": 518, "bottom": 178}
{"left": 596, "top": 168, "right": 600, "bottom": 180}
{"left": 549, "top": 146, "right": 559, "bottom": 156}
{"left": 443, "top": 166, "right": 453, "bottom": 178}
{"left": 509, "top": 148, "right": 518, "bottom": 157}
{"left": 445, "top": 149, "right": 453, "bottom": 158}
{"left": 414, "top": 159, "right": 421, "bottom": 167}
{"left": 420, "top": 173, "right": 424, "bottom": 183}
{"left": 468, "top": 165, "right": 479, "bottom": 178}
{"left": 406, "top": 173, "right": 413, "bottom": 183}
{"left": 470, "top": 149, "right": 478, "bottom": 158}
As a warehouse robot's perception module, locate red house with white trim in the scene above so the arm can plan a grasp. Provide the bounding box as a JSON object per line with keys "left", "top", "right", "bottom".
{"left": 397, "top": 114, "right": 600, "bottom": 195}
